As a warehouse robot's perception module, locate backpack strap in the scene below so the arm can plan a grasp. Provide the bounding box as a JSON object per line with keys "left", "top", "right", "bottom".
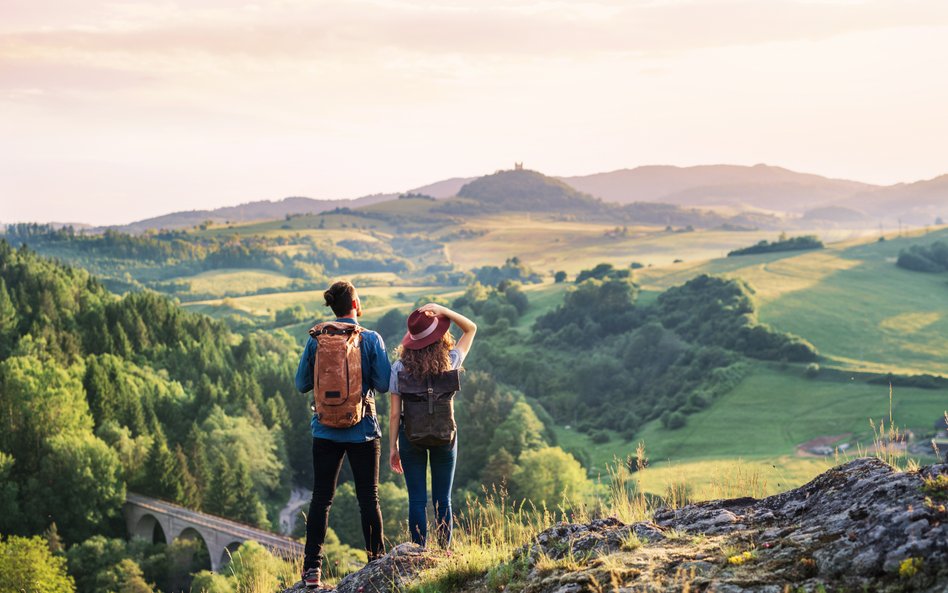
{"left": 309, "top": 321, "right": 363, "bottom": 338}
{"left": 426, "top": 376, "right": 434, "bottom": 414}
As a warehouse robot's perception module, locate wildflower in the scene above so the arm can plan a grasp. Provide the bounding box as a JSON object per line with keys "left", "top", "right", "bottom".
{"left": 727, "top": 550, "right": 755, "bottom": 565}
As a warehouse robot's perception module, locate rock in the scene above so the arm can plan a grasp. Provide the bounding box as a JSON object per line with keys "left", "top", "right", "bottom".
{"left": 284, "top": 543, "right": 437, "bottom": 593}
{"left": 335, "top": 543, "right": 437, "bottom": 593}
{"left": 281, "top": 459, "right": 948, "bottom": 593}
{"left": 652, "top": 458, "right": 948, "bottom": 590}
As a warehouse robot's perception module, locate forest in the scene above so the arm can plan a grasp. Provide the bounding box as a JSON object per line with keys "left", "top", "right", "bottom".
{"left": 1, "top": 224, "right": 420, "bottom": 300}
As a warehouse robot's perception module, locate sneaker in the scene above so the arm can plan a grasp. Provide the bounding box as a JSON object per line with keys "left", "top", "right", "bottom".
{"left": 301, "top": 567, "right": 321, "bottom": 590}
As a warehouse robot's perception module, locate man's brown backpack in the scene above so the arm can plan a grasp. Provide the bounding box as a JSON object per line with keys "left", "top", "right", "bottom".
{"left": 309, "top": 322, "right": 374, "bottom": 428}
{"left": 397, "top": 369, "right": 461, "bottom": 447}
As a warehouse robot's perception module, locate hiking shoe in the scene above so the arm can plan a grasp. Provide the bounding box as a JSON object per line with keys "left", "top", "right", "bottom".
{"left": 301, "top": 567, "right": 321, "bottom": 590}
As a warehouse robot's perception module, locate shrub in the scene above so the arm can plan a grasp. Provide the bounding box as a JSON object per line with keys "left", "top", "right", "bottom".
{"left": 0, "top": 535, "right": 75, "bottom": 593}
{"left": 590, "top": 430, "right": 611, "bottom": 444}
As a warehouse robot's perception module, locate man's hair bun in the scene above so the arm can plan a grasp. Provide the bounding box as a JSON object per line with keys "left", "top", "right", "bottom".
{"left": 324, "top": 281, "right": 356, "bottom": 317}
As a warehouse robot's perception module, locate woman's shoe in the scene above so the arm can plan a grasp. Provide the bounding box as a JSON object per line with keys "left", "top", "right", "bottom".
{"left": 301, "top": 567, "right": 321, "bottom": 590}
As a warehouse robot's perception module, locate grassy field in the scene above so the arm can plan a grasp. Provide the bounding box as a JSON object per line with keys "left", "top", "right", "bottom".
{"left": 178, "top": 268, "right": 297, "bottom": 297}
{"left": 638, "top": 227, "right": 948, "bottom": 375}
{"left": 446, "top": 218, "right": 776, "bottom": 274}
{"left": 553, "top": 362, "right": 946, "bottom": 497}
{"left": 446, "top": 217, "right": 876, "bottom": 275}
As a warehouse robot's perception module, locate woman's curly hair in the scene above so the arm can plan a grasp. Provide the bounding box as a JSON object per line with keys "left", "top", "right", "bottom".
{"left": 398, "top": 331, "right": 456, "bottom": 379}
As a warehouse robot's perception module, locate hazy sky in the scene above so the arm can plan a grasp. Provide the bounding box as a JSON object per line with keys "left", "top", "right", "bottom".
{"left": 2, "top": 0, "right": 948, "bottom": 225}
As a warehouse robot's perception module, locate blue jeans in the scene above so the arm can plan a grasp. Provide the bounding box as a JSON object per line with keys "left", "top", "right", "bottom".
{"left": 398, "top": 428, "right": 457, "bottom": 548}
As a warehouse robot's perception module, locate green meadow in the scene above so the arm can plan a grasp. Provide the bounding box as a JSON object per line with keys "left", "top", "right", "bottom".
{"left": 556, "top": 362, "right": 945, "bottom": 498}
{"left": 639, "top": 227, "right": 948, "bottom": 375}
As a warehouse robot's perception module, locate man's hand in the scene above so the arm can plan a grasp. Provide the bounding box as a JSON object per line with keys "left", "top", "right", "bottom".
{"left": 390, "top": 449, "right": 403, "bottom": 474}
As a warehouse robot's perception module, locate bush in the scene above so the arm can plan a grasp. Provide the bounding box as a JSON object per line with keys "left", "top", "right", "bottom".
{"left": 805, "top": 363, "right": 820, "bottom": 378}
{"left": 190, "top": 571, "right": 232, "bottom": 593}
{"left": 0, "top": 535, "right": 75, "bottom": 593}
{"left": 897, "top": 241, "right": 948, "bottom": 273}
{"left": 666, "top": 411, "right": 686, "bottom": 430}
{"left": 509, "top": 447, "right": 592, "bottom": 505}
{"left": 590, "top": 430, "right": 611, "bottom": 444}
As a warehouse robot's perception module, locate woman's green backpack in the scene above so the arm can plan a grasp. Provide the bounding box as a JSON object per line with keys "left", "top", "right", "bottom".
{"left": 398, "top": 369, "right": 461, "bottom": 447}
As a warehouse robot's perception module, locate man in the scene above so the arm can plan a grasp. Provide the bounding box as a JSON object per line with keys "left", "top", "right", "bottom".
{"left": 295, "top": 280, "right": 391, "bottom": 589}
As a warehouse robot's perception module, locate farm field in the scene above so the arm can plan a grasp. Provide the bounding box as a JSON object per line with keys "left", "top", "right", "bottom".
{"left": 447, "top": 217, "right": 875, "bottom": 274}
{"left": 177, "top": 268, "right": 297, "bottom": 297}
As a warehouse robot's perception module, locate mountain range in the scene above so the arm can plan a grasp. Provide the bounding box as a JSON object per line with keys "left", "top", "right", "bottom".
{"left": 80, "top": 164, "right": 947, "bottom": 233}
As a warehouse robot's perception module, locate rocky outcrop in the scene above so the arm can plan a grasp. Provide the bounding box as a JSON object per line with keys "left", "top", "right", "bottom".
{"left": 282, "top": 543, "right": 438, "bottom": 593}
{"left": 284, "top": 458, "right": 948, "bottom": 592}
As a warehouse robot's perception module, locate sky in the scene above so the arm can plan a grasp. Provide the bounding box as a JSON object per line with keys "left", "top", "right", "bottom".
{"left": 2, "top": 0, "right": 948, "bottom": 225}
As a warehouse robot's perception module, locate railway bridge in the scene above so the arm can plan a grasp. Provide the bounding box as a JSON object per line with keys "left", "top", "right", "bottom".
{"left": 124, "top": 492, "right": 304, "bottom": 571}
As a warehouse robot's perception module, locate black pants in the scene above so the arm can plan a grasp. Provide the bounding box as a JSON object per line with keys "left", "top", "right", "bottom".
{"left": 304, "top": 438, "right": 383, "bottom": 570}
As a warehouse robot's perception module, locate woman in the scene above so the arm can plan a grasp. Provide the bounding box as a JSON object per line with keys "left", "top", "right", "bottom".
{"left": 388, "top": 303, "right": 476, "bottom": 549}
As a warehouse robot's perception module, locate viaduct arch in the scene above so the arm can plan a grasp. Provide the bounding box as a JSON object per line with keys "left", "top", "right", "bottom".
{"left": 124, "top": 492, "right": 304, "bottom": 572}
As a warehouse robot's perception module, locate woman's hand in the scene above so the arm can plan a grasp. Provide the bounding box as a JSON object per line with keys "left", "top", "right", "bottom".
{"left": 418, "top": 303, "right": 448, "bottom": 318}
{"left": 390, "top": 448, "right": 403, "bottom": 474}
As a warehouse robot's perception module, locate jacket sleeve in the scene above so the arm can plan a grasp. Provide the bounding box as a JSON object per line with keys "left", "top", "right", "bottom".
{"left": 369, "top": 333, "right": 392, "bottom": 393}
{"left": 295, "top": 337, "right": 316, "bottom": 393}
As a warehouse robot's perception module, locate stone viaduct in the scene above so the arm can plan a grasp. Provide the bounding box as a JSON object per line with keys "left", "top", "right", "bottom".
{"left": 124, "top": 492, "right": 305, "bottom": 572}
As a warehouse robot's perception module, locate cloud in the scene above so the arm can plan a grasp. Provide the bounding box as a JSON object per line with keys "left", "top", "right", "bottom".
{"left": 4, "top": 0, "right": 948, "bottom": 64}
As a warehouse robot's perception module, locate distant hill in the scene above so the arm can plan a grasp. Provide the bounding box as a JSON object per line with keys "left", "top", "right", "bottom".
{"left": 802, "top": 206, "right": 870, "bottom": 225}
{"left": 455, "top": 169, "right": 603, "bottom": 212}
{"left": 89, "top": 164, "right": 948, "bottom": 233}
{"left": 409, "top": 177, "right": 475, "bottom": 199}
{"left": 560, "top": 164, "right": 875, "bottom": 213}
{"left": 838, "top": 174, "right": 948, "bottom": 225}
{"left": 104, "top": 194, "right": 391, "bottom": 233}
{"left": 101, "top": 178, "right": 469, "bottom": 234}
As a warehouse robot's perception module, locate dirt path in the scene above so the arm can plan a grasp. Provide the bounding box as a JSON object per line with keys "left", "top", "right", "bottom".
{"left": 795, "top": 433, "right": 852, "bottom": 457}
{"left": 279, "top": 487, "right": 309, "bottom": 535}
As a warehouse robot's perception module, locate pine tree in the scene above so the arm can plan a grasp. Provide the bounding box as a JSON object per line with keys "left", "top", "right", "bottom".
{"left": 144, "top": 433, "right": 181, "bottom": 502}
{"left": 43, "top": 522, "right": 63, "bottom": 555}
{"left": 204, "top": 456, "right": 237, "bottom": 516}
{"left": 174, "top": 445, "right": 201, "bottom": 509}
{"left": 112, "top": 323, "right": 132, "bottom": 358}
{"left": 185, "top": 424, "right": 212, "bottom": 501}
{"left": 231, "top": 458, "right": 267, "bottom": 527}
{"left": 83, "top": 357, "right": 115, "bottom": 429}
{"left": 0, "top": 278, "right": 16, "bottom": 357}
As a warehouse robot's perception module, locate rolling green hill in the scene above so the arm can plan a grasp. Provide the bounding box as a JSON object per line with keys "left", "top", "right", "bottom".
{"left": 638, "top": 227, "right": 948, "bottom": 375}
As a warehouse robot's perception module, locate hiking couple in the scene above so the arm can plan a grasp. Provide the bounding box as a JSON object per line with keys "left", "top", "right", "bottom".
{"left": 295, "top": 280, "right": 477, "bottom": 589}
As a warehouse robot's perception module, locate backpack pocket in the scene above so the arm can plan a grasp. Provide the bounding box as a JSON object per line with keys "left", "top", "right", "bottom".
{"left": 403, "top": 399, "right": 456, "bottom": 447}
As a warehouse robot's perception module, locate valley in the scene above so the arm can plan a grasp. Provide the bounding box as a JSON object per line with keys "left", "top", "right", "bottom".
{"left": 3, "top": 166, "right": 946, "bottom": 591}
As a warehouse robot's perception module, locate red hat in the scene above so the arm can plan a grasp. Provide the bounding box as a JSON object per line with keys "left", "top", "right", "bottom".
{"left": 401, "top": 309, "right": 451, "bottom": 350}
